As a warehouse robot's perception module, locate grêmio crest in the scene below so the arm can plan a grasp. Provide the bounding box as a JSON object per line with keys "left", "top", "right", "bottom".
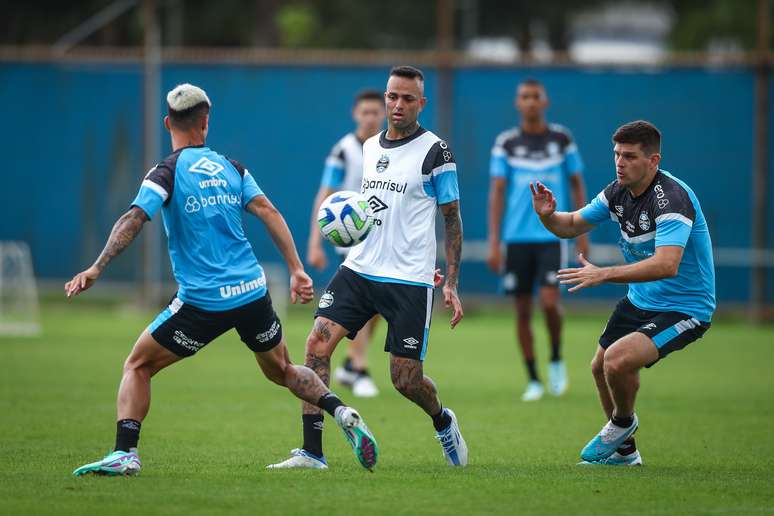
{"left": 376, "top": 154, "right": 390, "bottom": 173}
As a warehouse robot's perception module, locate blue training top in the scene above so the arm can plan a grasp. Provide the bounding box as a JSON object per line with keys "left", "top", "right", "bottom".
{"left": 131, "top": 145, "right": 266, "bottom": 311}
{"left": 490, "top": 124, "right": 584, "bottom": 243}
{"left": 579, "top": 170, "right": 716, "bottom": 322}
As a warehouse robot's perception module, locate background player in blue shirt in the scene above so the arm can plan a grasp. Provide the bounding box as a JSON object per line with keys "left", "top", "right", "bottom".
{"left": 530, "top": 120, "right": 716, "bottom": 466}
{"left": 65, "top": 83, "right": 377, "bottom": 476}
{"left": 487, "top": 79, "right": 589, "bottom": 401}
{"left": 306, "top": 90, "right": 385, "bottom": 398}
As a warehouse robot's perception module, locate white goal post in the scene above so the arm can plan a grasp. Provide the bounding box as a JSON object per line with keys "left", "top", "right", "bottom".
{"left": 0, "top": 241, "right": 41, "bottom": 336}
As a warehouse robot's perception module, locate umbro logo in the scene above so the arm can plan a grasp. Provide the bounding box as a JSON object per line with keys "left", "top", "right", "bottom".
{"left": 189, "top": 157, "right": 224, "bottom": 176}
{"left": 367, "top": 195, "right": 389, "bottom": 213}
{"left": 403, "top": 337, "right": 420, "bottom": 349}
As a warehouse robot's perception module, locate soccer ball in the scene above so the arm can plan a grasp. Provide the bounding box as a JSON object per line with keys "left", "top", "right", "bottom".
{"left": 317, "top": 191, "right": 375, "bottom": 247}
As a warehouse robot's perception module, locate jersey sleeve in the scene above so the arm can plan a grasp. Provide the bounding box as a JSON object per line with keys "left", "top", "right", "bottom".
{"left": 654, "top": 184, "right": 696, "bottom": 248}
{"left": 130, "top": 162, "right": 174, "bottom": 220}
{"left": 422, "top": 140, "right": 459, "bottom": 205}
{"left": 489, "top": 135, "right": 508, "bottom": 178}
{"left": 226, "top": 158, "right": 264, "bottom": 208}
{"left": 241, "top": 170, "right": 264, "bottom": 207}
{"left": 578, "top": 183, "right": 614, "bottom": 225}
{"left": 320, "top": 143, "right": 346, "bottom": 189}
{"left": 561, "top": 129, "right": 584, "bottom": 177}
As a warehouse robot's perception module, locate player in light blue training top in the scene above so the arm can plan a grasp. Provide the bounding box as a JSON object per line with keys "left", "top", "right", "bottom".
{"left": 487, "top": 78, "right": 589, "bottom": 402}
{"left": 65, "top": 83, "right": 378, "bottom": 476}
{"left": 530, "top": 120, "right": 715, "bottom": 466}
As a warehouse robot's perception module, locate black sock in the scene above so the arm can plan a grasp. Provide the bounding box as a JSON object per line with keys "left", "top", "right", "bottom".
{"left": 611, "top": 414, "right": 634, "bottom": 428}
{"left": 302, "top": 414, "right": 324, "bottom": 458}
{"left": 525, "top": 359, "right": 539, "bottom": 382}
{"left": 343, "top": 357, "right": 355, "bottom": 372}
{"left": 431, "top": 407, "right": 452, "bottom": 432}
{"left": 616, "top": 437, "right": 637, "bottom": 455}
{"left": 550, "top": 341, "right": 561, "bottom": 362}
{"left": 317, "top": 392, "right": 345, "bottom": 417}
{"left": 115, "top": 419, "right": 141, "bottom": 452}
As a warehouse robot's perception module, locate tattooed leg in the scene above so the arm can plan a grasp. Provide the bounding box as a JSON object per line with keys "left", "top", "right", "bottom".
{"left": 254, "top": 340, "right": 330, "bottom": 405}
{"left": 389, "top": 354, "right": 442, "bottom": 416}
{"left": 302, "top": 318, "right": 348, "bottom": 415}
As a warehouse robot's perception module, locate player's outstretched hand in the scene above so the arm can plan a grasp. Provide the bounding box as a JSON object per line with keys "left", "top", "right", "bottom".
{"left": 307, "top": 244, "right": 327, "bottom": 271}
{"left": 433, "top": 268, "right": 444, "bottom": 288}
{"left": 64, "top": 266, "right": 100, "bottom": 298}
{"left": 290, "top": 269, "right": 314, "bottom": 304}
{"left": 443, "top": 284, "right": 464, "bottom": 329}
{"left": 530, "top": 181, "right": 557, "bottom": 218}
{"left": 556, "top": 253, "right": 607, "bottom": 292}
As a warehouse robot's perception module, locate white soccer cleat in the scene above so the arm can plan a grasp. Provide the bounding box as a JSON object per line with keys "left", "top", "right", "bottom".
{"left": 352, "top": 375, "right": 379, "bottom": 398}
{"left": 334, "top": 366, "right": 358, "bottom": 388}
{"left": 266, "top": 448, "right": 328, "bottom": 469}
{"left": 435, "top": 408, "right": 468, "bottom": 467}
{"left": 548, "top": 360, "right": 568, "bottom": 396}
{"left": 521, "top": 380, "right": 544, "bottom": 402}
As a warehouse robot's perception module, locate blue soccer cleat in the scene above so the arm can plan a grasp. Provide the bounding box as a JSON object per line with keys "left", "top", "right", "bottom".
{"left": 580, "top": 414, "right": 639, "bottom": 462}
{"left": 73, "top": 449, "right": 141, "bottom": 477}
{"left": 435, "top": 408, "right": 468, "bottom": 467}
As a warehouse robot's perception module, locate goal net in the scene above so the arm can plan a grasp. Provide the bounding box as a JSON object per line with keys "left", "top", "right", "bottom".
{"left": 0, "top": 241, "right": 41, "bottom": 336}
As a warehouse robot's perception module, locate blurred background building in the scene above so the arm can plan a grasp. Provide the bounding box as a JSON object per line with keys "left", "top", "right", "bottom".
{"left": 1, "top": 0, "right": 771, "bottom": 319}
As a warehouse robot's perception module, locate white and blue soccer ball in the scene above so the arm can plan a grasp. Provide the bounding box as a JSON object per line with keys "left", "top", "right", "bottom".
{"left": 317, "top": 191, "right": 374, "bottom": 247}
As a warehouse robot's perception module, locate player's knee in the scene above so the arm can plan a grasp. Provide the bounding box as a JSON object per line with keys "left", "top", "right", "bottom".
{"left": 122, "top": 354, "right": 153, "bottom": 379}
{"left": 390, "top": 369, "right": 417, "bottom": 397}
{"left": 305, "top": 330, "right": 329, "bottom": 357}
{"left": 590, "top": 356, "right": 605, "bottom": 378}
{"left": 603, "top": 349, "right": 631, "bottom": 377}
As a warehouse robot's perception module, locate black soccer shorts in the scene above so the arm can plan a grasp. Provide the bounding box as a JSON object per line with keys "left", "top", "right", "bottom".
{"left": 502, "top": 242, "right": 564, "bottom": 296}
{"left": 315, "top": 266, "right": 433, "bottom": 361}
{"left": 148, "top": 292, "right": 283, "bottom": 357}
{"left": 599, "top": 297, "right": 710, "bottom": 367}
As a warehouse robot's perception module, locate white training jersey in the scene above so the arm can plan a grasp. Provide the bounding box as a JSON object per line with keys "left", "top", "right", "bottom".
{"left": 343, "top": 127, "right": 460, "bottom": 287}
{"left": 320, "top": 133, "right": 365, "bottom": 256}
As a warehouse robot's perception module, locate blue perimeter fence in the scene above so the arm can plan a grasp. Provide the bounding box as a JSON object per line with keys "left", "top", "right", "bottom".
{"left": 1, "top": 61, "right": 773, "bottom": 305}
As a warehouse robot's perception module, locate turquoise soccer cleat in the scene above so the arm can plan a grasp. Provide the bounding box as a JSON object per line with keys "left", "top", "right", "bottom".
{"left": 335, "top": 406, "right": 378, "bottom": 471}
{"left": 73, "top": 449, "right": 141, "bottom": 477}
{"left": 578, "top": 450, "right": 643, "bottom": 466}
{"left": 580, "top": 414, "right": 639, "bottom": 462}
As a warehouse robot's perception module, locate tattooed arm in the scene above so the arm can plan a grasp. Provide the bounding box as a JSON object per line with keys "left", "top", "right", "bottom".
{"left": 440, "top": 200, "right": 464, "bottom": 328}
{"left": 65, "top": 206, "right": 148, "bottom": 298}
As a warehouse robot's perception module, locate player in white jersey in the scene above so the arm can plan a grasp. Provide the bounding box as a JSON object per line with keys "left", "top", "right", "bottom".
{"left": 306, "top": 90, "right": 385, "bottom": 398}
{"left": 269, "top": 66, "right": 467, "bottom": 469}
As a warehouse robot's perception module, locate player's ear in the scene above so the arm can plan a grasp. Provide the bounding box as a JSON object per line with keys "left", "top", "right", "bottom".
{"left": 650, "top": 152, "right": 661, "bottom": 168}
{"left": 419, "top": 96, "right": 427, "bottom": 112}
{"left": 163, "top": 116, "right": 171, "bottom": 132}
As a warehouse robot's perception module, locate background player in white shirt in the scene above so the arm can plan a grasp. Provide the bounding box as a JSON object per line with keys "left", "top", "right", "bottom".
{"left": 306, "top": 90, "right": 385, "bottom": 398}
{"left": 269, "top": 66, "right": 467, "bottom": 469}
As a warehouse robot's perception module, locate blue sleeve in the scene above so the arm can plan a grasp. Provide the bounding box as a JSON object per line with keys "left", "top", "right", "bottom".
{"left": 320, "top": 144, "right": 346, "bottom": 189}
{"left": 563, "top": 142, "right": 584, "bottom": 177}
{"left": 490, "top": 143, "right": 508, "bottom": 178}
{"left": 422, "top": 141, "right": 460, "bottom": 205}
{"left": 242, "top": 171, "right": 264, "bottom": 208}
{"left": 131, "top": 183, "right": 165, "bottom": 219}
{"left": 432, "top": 167, "right": 460, "bottom": 205}
{"left": 130, "top": 164, "right": 173, "bottom": 220}
{"left": 578, "top": 190, "right": 610, "bottom": 225}
{"left": 655, "top": 215, "right": 692, "bottom": 247}
{"left": 320, "top": 163, "right": 345, "bottom": 189}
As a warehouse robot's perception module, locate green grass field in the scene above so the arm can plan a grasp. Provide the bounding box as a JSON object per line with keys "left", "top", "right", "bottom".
{"left": 1, "top": 299, "right": 773, "bottom": 515}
